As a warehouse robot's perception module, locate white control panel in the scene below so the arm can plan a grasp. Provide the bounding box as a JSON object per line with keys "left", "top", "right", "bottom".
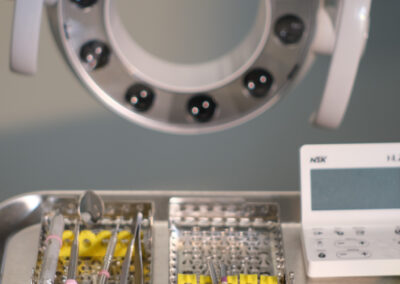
{"left": 300, "top": 143, "right": 400, "bottom": 278}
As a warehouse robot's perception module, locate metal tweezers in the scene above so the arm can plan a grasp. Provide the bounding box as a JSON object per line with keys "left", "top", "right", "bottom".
{"left": 120, "top": 212, "right": 144, "bottom": 284}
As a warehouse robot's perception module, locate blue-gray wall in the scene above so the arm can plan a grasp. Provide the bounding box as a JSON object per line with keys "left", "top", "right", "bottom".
{"left": 0, "top": 1, "right": 399, "bottom": 201}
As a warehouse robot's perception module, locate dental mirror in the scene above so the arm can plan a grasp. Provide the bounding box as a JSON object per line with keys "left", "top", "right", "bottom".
{"left": 78, "top": 190, "right": 104, "bottom": 224}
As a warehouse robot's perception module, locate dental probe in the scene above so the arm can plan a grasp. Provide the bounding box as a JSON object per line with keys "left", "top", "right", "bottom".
{"left": 220, "top": 263, "right": 228, "bottom": 284}
{"left": 99, "top": 219, "right": 121, "bottom": 284}
{"left": 66, "top": 219, "right": 80, "bottom": 284}
{"left": 207, "top": 259, "right": 218, "bottom": 284}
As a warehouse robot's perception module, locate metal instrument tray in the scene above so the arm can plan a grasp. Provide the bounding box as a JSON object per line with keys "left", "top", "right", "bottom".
{"left": 0, "top": 190, "right": 398, "bottom": 284}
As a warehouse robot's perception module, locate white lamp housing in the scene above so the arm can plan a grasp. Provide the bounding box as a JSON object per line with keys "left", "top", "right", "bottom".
{"left": 9, "top": 0, "right": 372, "bottom": 133}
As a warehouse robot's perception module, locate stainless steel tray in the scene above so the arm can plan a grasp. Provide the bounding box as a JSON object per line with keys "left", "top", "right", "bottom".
{"left": 0, "top": 190, "right": 398, "bottom": 284}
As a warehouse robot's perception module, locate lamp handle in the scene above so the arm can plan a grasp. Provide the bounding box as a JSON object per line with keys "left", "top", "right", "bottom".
{"left": 312, "top": 0, "right": 372, "bottom": 129}
{"left": 10, "top": 0, "right": 45, "bottom": 75}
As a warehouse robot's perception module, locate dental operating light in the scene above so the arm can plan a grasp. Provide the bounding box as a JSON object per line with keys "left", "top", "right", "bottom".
{"left": 10, "top": 0, "right": 371, "bottom": 134}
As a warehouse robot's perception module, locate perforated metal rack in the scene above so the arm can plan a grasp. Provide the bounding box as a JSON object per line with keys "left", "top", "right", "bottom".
{"left": 31, "top": 197, "right": 153, "bottom": 284}
{"left": 169, "top": 198, "right": 286, "bottom": 284}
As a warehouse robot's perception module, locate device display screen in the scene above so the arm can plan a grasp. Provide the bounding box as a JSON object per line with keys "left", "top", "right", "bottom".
{"left": 311, "top": 167, "right": 400, "bottom": 210}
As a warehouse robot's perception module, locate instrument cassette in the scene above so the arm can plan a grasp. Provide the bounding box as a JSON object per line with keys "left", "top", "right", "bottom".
{"left": 31, "top": 195, "right": 153, "bottom": 284}
{"left": 169, "top": 198, "right": 286, "bottom": 284}
{"left": 15, "top": 193, "right": 287, "bottom": 284}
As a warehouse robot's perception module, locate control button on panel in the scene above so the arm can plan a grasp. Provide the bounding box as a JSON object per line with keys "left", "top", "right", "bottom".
{"left": 334, "top": 228, "right": 344, "bottom": 236}
{"left": 312, "top": 228, "right": 324, "bottom": 236}
{"left": 359, "top": 240, "right": 367, "bottom": 246}
{"left": 318, "top": 252, "right": 327, "bottom": 259}
{"left": 395, "top": 226, "right": 400, "bottom": 235}
{"left": 360, "top": 251, "right": 370, "bottom": 257}
{"left": 335, "top": 238, "right": 368, "bottom": 248}
{"left": 335, "top": 240, "right": 346, "bottom": 247}
{"left": 353, "top": 227, "right": 366, "bottom": 236}
{"left": 314, "top": 239, "right": 325, "bottom": 248}
{"left": 336, "top": 249, "right": 371, "bottom": 259}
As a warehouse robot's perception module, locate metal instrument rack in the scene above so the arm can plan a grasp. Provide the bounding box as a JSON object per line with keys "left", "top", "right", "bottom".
{"left": 169, "top": 198, "right": 286, "bottom": 284}
{"left": 0, "top": 190, "right": 398, "bottom": 284}
{"left": 31, "top": 198, "right": 153, "bottom": 284}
